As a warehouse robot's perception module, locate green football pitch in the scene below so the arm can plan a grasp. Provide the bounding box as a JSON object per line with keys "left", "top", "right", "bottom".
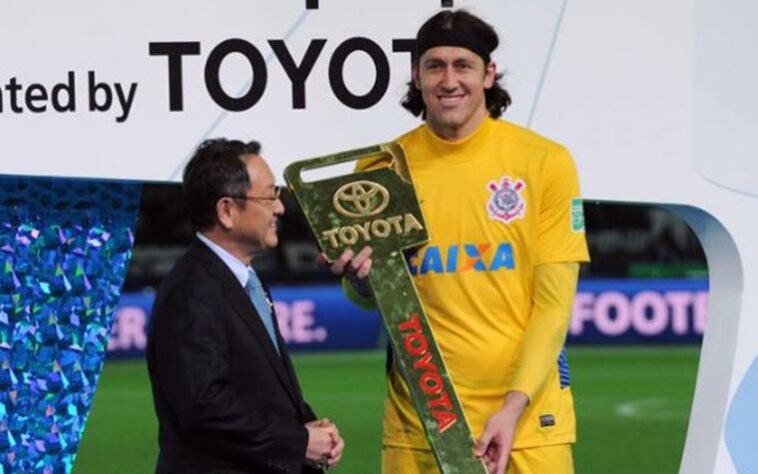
{"left": 75, "top": 346, "right": 700, "bottom": 473}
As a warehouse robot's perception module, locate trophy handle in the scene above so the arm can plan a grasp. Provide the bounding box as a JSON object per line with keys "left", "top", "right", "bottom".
{"left": 284, "top": 142, "right": 412, "bottom": 188}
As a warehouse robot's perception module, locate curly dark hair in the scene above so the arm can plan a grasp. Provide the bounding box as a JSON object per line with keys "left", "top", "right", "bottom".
{"left": 182, "top": 138, "right": 262, "bottom": 231}
{"left": 401, "top": 9, "right": 512, "bottom": 119}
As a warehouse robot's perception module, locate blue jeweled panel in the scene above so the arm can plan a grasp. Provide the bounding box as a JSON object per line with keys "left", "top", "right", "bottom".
{"left": 0, "top": 176, "right": 140, "bottom": 473}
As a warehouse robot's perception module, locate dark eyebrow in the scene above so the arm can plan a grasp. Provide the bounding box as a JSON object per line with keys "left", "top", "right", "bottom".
{"left": 422, "top": 57, "right": 445, "bottom": 67}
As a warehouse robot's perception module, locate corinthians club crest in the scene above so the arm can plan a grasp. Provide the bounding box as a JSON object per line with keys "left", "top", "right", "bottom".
{"left": 487, "top": 176, "right": 526, "bottom": 224}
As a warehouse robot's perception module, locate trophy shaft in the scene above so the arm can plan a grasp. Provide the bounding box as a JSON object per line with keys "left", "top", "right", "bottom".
{"left": 371, "top": 252, "right": 486, "bottom": 473}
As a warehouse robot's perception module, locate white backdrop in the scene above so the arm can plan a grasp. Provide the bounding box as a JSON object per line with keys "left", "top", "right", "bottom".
{"left": 1, "top": 0, "right": 566, "bottom": 181}
{"left": 3, "top": 1, "right": 758, "bottom": 472}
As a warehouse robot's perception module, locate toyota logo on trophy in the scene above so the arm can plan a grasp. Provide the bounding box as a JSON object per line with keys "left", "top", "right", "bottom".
{"left": 285, "top": 144, "right": 487, "bottom": 473}
{"left": 333, "top": 181, "right": 390, "bottom": 218}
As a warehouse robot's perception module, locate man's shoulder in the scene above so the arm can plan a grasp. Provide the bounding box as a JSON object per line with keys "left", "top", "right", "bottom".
{"left": 391, "top": 119, "right": 570, "bottom": 156}
{"left": 354, "top": 125, "right": 426, "bottom": 172}
{"left": 155, "top": 243, "right": 221, "bottom": 300}
{"left": 489, "top": 119, "right": 568, "bottom": 155}
{"left": 394, "top": 124, "right": 426, "bottom": 147}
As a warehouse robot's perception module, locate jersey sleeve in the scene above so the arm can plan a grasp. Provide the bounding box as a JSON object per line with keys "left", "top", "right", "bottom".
{"left": 534, "top": 148, "right": 591, "bottom": 265}
{"left": 509, "top": 262, "right": 578, "bottom": 399}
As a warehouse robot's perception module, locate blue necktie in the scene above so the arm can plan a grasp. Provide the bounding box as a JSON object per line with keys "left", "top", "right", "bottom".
{"left": 246, "top": 269, "right": 280, "bottom": 355}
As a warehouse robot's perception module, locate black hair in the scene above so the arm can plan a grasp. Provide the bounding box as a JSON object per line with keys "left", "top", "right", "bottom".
{"left": 401, "top": 9, "right": 512, "bottom": 119}
{"left": 182, "top": 138, "right": 261, "bottom": 231}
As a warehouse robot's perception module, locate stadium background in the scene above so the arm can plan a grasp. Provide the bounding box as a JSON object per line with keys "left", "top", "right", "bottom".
{"left": 8, "top": 1, "right": 753, "bottom": 471}
{"left": 75, "top": 187, "right": 707, "bottom": 473}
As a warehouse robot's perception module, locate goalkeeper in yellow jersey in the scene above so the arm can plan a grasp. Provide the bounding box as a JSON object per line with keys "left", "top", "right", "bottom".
{"left": 325, "top": 9, "right": 590, "bottom": 474}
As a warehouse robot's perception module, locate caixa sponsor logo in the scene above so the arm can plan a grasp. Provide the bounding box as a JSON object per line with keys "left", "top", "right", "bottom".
{"left": 407, "top": 242, "right": 515, "bottom": 276}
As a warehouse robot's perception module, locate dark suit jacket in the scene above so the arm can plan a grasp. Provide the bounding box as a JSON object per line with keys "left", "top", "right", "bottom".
{"left": 147, "top": 239, "right": 321, "bottom": 474}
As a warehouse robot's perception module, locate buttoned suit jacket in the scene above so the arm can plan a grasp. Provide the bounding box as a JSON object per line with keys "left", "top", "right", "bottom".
{"left": 147, "top": 239, "right": 321, "bottom": 474}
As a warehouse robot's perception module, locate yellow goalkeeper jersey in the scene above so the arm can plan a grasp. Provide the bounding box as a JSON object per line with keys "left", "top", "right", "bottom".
{"left": 376, "top": 117, "right": 590, "bottom": 450}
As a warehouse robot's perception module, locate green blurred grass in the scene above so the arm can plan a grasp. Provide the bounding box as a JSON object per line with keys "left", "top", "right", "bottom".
{"left": 75, "top": 346, "right": 699, "bottom": 473}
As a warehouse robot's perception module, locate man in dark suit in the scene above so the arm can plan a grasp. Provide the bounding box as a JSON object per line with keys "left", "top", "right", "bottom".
{"left": 147, "top": 138, "right": 344, "bottom": 473}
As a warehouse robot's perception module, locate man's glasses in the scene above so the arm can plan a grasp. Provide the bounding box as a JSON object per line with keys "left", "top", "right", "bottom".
{"left": 230, "top": 185, "right": 283, "bottom": 203}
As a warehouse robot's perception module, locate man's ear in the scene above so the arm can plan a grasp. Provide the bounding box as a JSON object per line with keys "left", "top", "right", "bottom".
{"left": 484, "top": 61, "right": 497, "bottom": 89}
{"left": 216, "top": 197, "right": 236, "bottom": 230}
{"left": 412, "top": 64, "right": 421, "bottom": 89}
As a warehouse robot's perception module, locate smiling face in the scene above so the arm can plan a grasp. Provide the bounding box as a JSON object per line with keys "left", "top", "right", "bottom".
{"left": 413, "top": 46, "right": 496, "bottom": 141}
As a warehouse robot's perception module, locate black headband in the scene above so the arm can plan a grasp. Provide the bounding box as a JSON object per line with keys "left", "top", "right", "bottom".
{"left": 416, "top": 29, "right": 491, "bottom": 63}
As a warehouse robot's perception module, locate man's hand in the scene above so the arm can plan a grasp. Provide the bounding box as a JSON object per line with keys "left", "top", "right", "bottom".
{"left": 315, "top": 418, "right": 344, "bottom": 469}
{"left": 305, "top": 419, "right": 345, "bottom": 470}
{"left": 318, "top": 247, "right": 373, "bottom": 279}
{"left": 305, "top": 422, "right": 335, "bottom": 466}
{"left": 319, "top": 247, "right": 374, "bottom": 301}
{"left": 474, "top": 391, "right": 529, "bottom": 474}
